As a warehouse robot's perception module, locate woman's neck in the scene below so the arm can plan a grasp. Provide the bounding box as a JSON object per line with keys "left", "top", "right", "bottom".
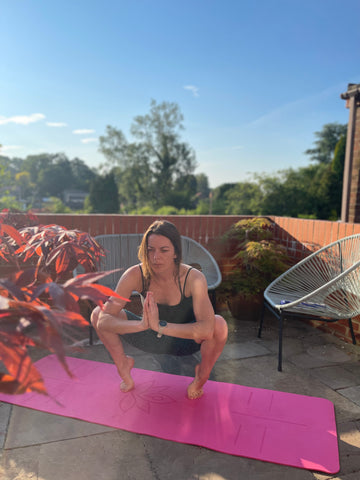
{"left": 152, "top": 266, "right": 178, "bottom": 283}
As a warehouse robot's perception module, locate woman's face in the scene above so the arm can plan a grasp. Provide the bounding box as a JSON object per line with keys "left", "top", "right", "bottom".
{"left": 147, "top": 234, "right": 176, "bottom": 272}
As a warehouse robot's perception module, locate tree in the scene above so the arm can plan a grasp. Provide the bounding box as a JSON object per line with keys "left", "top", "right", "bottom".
{"left": 88, "top": 172, "right": 119, "bottom": 213}
{"left": 0, "top": 156, "right": 12, "bottom": 192}
{"left": 305, "top": 123, "right": 347, "bottom": 164}
{"left": 225, "top": 181, "right": 263, "bottom": 215}
{"left": 326, "top": 133, "right": 347, "bottom": 219}
{"left": 37, "top": 156, "right": 74, "bottom": 198}
{"left": 195, "top": 173, "right": 211, "bottom": 200}
{"left": 70, "top": 158, "right": 98, "bottom": 191}
{"left": 22, "top": 153, "right": 98, "bottom": 196}
{"left": 15, "top": 171, "right": 33, "bottom": 201}
{"left": 99, "top": 100, "right": 197, "bottom": 209}
{"left": 211, "top": 183, "right": 237, "bottom": 214}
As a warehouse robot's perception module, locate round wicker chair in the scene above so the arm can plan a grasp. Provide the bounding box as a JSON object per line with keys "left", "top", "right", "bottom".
{"left": 258, "top": 234, "right": 360, "bottom": 371}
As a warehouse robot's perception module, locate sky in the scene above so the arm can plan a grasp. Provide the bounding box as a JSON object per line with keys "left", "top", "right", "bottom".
{"left": 1, "top": 0, "right": 360, "bottom": 188}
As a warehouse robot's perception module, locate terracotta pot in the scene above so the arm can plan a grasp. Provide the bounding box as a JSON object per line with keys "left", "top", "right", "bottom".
{"left": 227, "top": 293, "right": 263, "bottom": 321}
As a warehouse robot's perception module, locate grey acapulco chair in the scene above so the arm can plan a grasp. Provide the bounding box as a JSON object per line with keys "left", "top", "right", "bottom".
{"left": 258, "top": 234, "right": 360, "bottom": 371}
{"left": 84, "top": 234, "right": 222, "bottom": 344}
{"left": 94, "top": 234, "right": 222, "bottom": 293}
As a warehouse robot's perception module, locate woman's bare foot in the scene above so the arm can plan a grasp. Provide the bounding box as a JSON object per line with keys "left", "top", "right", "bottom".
{"left": 118, "top": 355, "right": 135, "bottom": 392}
{"left": 187, "top": 364, "right": 207, "bottom": 399}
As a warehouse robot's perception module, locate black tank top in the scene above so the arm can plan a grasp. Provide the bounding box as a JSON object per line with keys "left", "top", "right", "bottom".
{"left": 139, "top": 266, "right": 196, "bottom": 325}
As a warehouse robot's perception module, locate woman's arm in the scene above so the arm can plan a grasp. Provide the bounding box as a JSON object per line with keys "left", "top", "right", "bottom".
{"left": 97, "top": 265, "right": 149, "bottom": 334}
{"left": 145, "top": 269, "right": 215, "bottom": 343}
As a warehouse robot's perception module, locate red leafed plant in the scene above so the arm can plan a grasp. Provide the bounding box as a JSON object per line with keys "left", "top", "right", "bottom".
{"left": 0, "top": 210, "right": 127, "bottom": 395}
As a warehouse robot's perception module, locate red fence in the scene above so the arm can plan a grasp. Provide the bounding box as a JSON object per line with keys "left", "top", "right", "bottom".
{"left": 36, "top": 213, "right": 360, "bottom": 259}
{"left": 36, "top": 214, "right": 245, "bottom": 259}
{"left": 272, "top": 216, "right": 360, "bottom": 258}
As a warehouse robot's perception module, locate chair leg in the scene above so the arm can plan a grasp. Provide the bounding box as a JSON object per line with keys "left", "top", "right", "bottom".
{"left": 348, "top": 318, "right": 356, "bottom": 345}
{"left": 278, "top": 312, "right": 284, "bottom": 372}
{"left": 89, "top": 324, "right": 93, "bottom": 346}
{"left": 258, "top": 301, "right": 266, "bottom": 338}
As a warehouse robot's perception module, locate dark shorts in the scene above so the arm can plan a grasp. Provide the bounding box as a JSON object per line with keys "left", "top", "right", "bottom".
{"left": 121, "top": 310, "right": 201, "bottom": 356}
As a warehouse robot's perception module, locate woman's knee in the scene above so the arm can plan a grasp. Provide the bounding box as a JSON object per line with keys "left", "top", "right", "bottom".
{"left": 90, "top": 306, "right": 101, "bottom": 329}
{"left": 215, "top": 314, "right": 228, "bottom": 342}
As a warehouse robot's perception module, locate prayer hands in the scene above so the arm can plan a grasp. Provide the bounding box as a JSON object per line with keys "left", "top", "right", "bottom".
{"left": 143, "top": 291, "right": 160, "bottom": 332}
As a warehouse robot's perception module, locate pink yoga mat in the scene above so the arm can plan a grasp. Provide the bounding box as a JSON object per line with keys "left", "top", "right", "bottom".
{"left": 0, "top": 355, "right": 339, "bottom": 474}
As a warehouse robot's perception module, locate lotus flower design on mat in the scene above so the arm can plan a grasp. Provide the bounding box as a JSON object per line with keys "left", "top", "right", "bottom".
{"left": 119, "top": 380, "right": 176, "bottom": 413}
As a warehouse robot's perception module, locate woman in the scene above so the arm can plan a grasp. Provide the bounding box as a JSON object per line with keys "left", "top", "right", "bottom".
{"left": 91, "top": 220, "right": 228, "bottom": 399}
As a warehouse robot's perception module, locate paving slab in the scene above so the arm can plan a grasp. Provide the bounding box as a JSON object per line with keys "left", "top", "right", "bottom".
{"left": 338, "top": 386, "right": 360, "bottom": 408}
{"left": 220, "top": 341, "right": 271, "bottom": 360}
{"left": 342, "top": 362, "right": 360, "bottom": 376}
{"left": 307, "top": 344, "right": 353, "bottom": 362}
{"left": 142, "top": 435, "right": 315, "bottom": 480}
{"left": 1, "top": 430, "right": 153, "bottom": 480}
{"left": 5, "top": 407, "right": 115, "bottom": 449}
{"left": 0, "top": 403, "right": 11, "bottom": 450}
{"left": 311, "top": 365, "right": 360, "bottom": 390}
{"left": 335, "top": 421, "right": 360, "bottom": 475}
{"left": 289, "top": 344, "right": 352, "bottom": 370}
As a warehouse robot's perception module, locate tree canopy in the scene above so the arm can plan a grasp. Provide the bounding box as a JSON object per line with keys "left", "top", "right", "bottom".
{"left": 99, "top": 99, "right": 198, "bottom": 209}
{"left": 209, "top": 122, "right": 347, "bottom": 220}
{"left": 304, "top": 122, "right": 347, "bottom": 164}
{"left": 0, "top": 118, "right": 349, "bottom": 219}
{"left": 88, "top": 172, "right": 119, "bottom": 213}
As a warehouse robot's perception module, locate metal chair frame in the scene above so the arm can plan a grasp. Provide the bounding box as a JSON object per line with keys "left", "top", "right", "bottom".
{"left": 258, "top": 234, "right": 360, "bottom": 371}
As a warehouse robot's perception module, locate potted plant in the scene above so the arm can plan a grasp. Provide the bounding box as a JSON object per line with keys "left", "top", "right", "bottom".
{"left": 0, "top": 209, "right": 126, "bottom": 395}
{"left": 218, "top": 217, "right": 292, "bottom": 321}
{"left": 0, "top": 209, "right": 104, "bottom": 280}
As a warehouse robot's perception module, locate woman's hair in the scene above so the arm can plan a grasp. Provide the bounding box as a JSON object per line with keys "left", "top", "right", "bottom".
{"left": 138, "top": 220, "right": 182, "bottom": 282}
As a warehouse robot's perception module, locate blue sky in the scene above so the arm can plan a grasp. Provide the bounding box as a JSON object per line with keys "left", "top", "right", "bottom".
{"left": 1, "top": 0, "right": 359, "bottom": 188}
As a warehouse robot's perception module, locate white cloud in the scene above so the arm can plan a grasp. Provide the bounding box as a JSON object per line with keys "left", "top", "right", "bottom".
{"left": 73, "top": 129, "right": 95, "bottom": 135}
{"left": 184, "top": 85, "right": 199, "bottom": 97}
{"left": 0, "top": 145, "right": 23, "bottom": 152}
{"left": 0, "top": 113, "right": 45, "bottom": 125}
{"left": 47, "top": 122, "right": 67, "bottom": 127}
{"left": 81, "top": 138, "right": 98, "bottom": 144}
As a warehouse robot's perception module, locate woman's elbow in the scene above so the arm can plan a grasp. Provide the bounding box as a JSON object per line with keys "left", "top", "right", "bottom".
{"left": 193, "top": 325, "right": 214, "bottom": 343}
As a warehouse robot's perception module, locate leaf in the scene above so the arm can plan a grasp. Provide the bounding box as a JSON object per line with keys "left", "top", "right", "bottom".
{"left": 31, "top": 282, "right": 81, "bottom": 313}
{"left": 65, "top": 283, "right": 128, "bottom": 306}
{"left": 64, "top": 269, "right": 123, "bottom": 287}
{"left": 63, "top": 271, "right": 130, "bottom": 305}
{"left": 0, "top": 224, "right": 25, "bottom": 246}
{"left": 45, "top": 309, "right": 89, "bottom": 327}
{"left": 11, "top": 268, "right": 38, "bottom": 288}
{"left": 0, "top": 374, "right": 29, "bottom": 395}
{"left": 0, "top": 338, "right": 47, "bottom": 394}
{"left": 0, "top": 373, "right": 47, "bottom": 395}
{"left": 34, "top": 307, "right": 76, "bottom": 379}
{"left": 0, "top": 278, "right": 28, "bottom": 302}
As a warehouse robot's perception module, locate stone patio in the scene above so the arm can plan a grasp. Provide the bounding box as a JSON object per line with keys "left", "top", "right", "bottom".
{"left": 1, "top": 310, "right": 360, "bottom": 479}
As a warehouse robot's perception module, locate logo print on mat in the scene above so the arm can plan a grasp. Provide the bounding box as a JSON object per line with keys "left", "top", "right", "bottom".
{"left": 119, "top": 380, "right": 176, "bottom": 413}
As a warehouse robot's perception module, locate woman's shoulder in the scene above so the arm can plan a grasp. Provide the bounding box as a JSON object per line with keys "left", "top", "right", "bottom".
{"left": 181, "top": 262, "right": 203, "bottom": 274}
{"left": 117, "top": 263, "right": 144, "bottom": 289}
{"left": 123, "top": 263, "right": 143, "bottom": 277}
{"left": 180, "top": 263, "right": 206, "bottom": 284}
